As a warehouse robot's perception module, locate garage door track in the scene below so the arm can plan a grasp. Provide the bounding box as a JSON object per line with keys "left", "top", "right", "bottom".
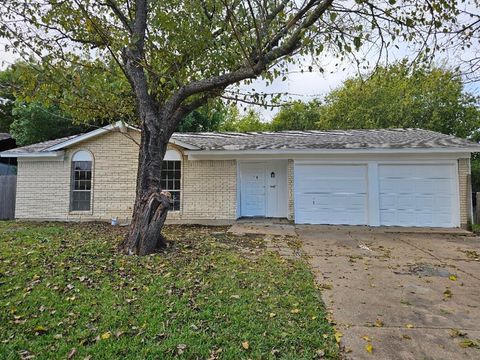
{"left": 298, "top": 225, "right": 480, "bottom": 359}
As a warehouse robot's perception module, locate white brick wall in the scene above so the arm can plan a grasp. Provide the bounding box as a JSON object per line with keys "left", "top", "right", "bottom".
{"left": 182, "top": 159, "right": 237, "bottom": 219}
{"left": 15, "top": 129, "right": 238, "bottom": 222}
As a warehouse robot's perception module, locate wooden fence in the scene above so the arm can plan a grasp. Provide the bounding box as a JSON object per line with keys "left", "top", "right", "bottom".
{"left": 0, "top": 175, "right": 16, "bottom": 220}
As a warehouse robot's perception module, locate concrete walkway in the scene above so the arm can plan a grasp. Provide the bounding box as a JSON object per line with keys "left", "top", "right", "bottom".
{"left": 298, "top": 225, "right": 480, "bottom": 359}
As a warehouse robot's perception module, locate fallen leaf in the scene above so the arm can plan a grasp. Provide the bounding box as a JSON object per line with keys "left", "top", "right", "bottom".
{"left": 177, "top": 344, "right": 187, "bottom": 355}
{"left": 67, "top": 348, "right": 76, "bottom": 359}
{"left": 449, "top": 329, "right": 467, "bottom": 338}
{"left": 290, "top": 308, "right": 300, "bottom": 314}
{"left": 100, "top": 332, "right": 111, "bottom": 340}
{"left": 269, "top": 313, "right": 276, "bottom": 318}
{"left": 444, "top": 289, "right": 453, "bottom": 298}
{"left": 375, "top": 319, "right": 384, "bottom": 327}
{"left": 459, "top": 339, "right": 479, "bottom": 348}
{"left": 365, "top": 343, "right": 373, "bottom": 353}
{"left": 315, "top": 348, "right": 325, "bottom": 357}
{"left": 449, "top": 275, "right": 457, "bottom": 281}
{"left": 33, "top": 326, "right": 48, "bottom": 334}
{"left": 335, "top": 331, "right": 343, "bottom": 343}
{"left": 18, "top": 350, "right": 35, "bottom": 360}
{"left": 362, "top": 336, "right": 371, "bottom": 341}
{"left": 405, "top": 324, "right": 414, "bottom": 329}
{"left": 242, "top": 341, "right": 249, "bottom": 350}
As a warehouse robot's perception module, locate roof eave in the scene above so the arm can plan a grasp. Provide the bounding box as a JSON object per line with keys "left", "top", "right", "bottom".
{"left": 43, "top": 121, "right": 200, "bottom": 151}
{"left": 45, "top": 122, "right": 137, "bottom": 151}
{"left": 185, "top": 147, "right": 480, "bottom": 157}
{"left": 0, "top": 151, "right": 64, "bottom": 158}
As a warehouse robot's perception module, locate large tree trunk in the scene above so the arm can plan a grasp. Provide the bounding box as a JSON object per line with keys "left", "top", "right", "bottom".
{"left": 120, "top": 112, "right": 171, "bottom": 255}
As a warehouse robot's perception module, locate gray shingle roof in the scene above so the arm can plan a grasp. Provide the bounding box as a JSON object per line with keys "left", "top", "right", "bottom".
{"left": 0, "top": 133, "right": 12, "bottom": 141}
{"left": 2, "top": 128, "right": 479, "bottom": 156}
{"left": 172, "top": 128, "right": 480, "bottom": 151}
{"left": 1, "top": 134, "right": 79, "bottom": 154}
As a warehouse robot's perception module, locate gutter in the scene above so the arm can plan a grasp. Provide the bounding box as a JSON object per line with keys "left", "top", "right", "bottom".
{"left": 185, "top": 147, "right": 480, "bottom": 156}
{"left": 0, "top": 151, "right": 64, "bottom": 159}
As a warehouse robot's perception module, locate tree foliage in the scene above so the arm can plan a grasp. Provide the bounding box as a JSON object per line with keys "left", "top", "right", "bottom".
{"left": 220, "top": 106, "right": 268, "bottom": 132}
{"left": 317, "top": 62, "right": 480, "bottom": 139}
{"left": 270, "top": 100, "right": 322, "bottom": 131}
{"left": 0, "top": 63, "right": 106, "bottom": 145}
{"left": 1, "top": 1, "right": 476, "bottom": 121}
{"left": 176, "top": 101, "right": 227, "bottom": 132}
{"left": 9, "top": 103, "right": 87, "bottom": 146}
{"left": 0, "top": 68, "right": 16, "bottom": 133}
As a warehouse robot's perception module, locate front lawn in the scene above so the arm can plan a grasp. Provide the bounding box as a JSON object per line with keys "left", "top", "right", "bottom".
{"left": 0, "top": 222, "right": 339, "bottom": 359}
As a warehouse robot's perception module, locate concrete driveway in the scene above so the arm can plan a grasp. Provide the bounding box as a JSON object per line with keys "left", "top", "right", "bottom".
{"left": 298, "top": 225, "right": 480, "bottom": 360}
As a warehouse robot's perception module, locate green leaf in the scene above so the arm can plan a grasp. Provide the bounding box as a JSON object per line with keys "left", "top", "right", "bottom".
{"left": 353, "top": 36, "right": 362, "bottom": 49}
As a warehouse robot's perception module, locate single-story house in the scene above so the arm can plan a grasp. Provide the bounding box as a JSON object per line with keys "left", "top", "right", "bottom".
{"left": 1, "top": 121, "right": 479, "bottom": 228}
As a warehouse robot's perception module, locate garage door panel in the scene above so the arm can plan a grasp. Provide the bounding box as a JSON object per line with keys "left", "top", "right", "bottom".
{"left": 296, "top": 165, "right": 366, "bottom": 177}
{"left": 298, "top": 178, "right": 366, "bottom": 194}
{"left": 296, "top": 194, "right": 366, "bottom": 210}
{"left": 379, "top": 164, "right": 451, "bottom": 178}
{"left": 295, "top": 164, "right": 367, "bottom": 225}
{"left": 378, "top": 164, "right": 456, "bottom": 227}
{"left": 298, "top": 209, "right": 366, "bottom": 225}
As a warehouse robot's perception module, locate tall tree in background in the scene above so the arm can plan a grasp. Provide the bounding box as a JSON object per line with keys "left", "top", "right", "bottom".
{"left": 0, "top": 68, "right": 16, "bottom": 133}
{"left": 176, "top": 101, "right": 228, "bottom": 132}
{"left": 9, "top": 103, "right": 86, "bottom": 146}
{"left": 317, "top": 62, "right": 480, "bottom": 139}
{"left": 271, "top": 100, "right": 322, "bottom": 131}
{"left": 0, "top": 0, "right": 477, "bottom": 255}
{"left": 220, "top": 106, "right": 268, "bottom": 132}
{"left": 0, "top": 63, "right": 126, "bottom": 144}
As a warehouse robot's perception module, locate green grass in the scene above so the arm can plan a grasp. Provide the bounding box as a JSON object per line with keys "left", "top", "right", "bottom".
{"left": 0, "top": 222, "right": 339, "bottom": 359}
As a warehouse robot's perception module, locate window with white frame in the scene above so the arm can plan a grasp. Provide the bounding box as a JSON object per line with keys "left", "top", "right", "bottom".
{"left": 161, "top": 150, "right": 181, "bottom": 211}
{"left": 71, "top": 150, "right": 93, "bottom": 211}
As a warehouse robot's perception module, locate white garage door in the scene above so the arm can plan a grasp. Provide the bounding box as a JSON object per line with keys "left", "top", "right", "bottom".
{"left": 295, "top": 164, "right": 368, "bottom": 225}
{"left": 378, "top": 164, "right": 457, "bottom": 227}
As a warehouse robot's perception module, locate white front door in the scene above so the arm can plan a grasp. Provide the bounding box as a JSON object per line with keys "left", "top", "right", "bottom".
{"left": 240, "top": 163, "right": 266, "bottom": 216}
{"left": 240, "top": 161, "right": 288, "bottom": 218}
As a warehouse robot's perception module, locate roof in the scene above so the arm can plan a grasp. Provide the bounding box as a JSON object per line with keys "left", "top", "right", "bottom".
{"left": 1, "top": 122, "right": 479, "bottom": 158}
{"left": 172, "top": 128, "right": 480, "bottom": 151}
{"left": 1, "top": 134, "right": 78, "bottom": 154}
{"left": 0, "top": 133, "right": 12, "bottom": 141}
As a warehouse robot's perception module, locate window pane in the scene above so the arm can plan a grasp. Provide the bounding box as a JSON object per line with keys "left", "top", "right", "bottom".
{"left": 71, "top": 161, "right": 92, "bottom": 211}
{"left": 161, "top": 161, "right": 181, "bottom": 210}
{"left": 170, "top": 191, "right": 180, "bottom": 211}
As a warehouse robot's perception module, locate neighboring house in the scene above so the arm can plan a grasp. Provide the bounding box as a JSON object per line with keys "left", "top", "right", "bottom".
{"left": 1, "top": 121, "right": 479, "bottom": 228}
{"left": 0, "top": 133, "right": 16, "bottom": 175}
